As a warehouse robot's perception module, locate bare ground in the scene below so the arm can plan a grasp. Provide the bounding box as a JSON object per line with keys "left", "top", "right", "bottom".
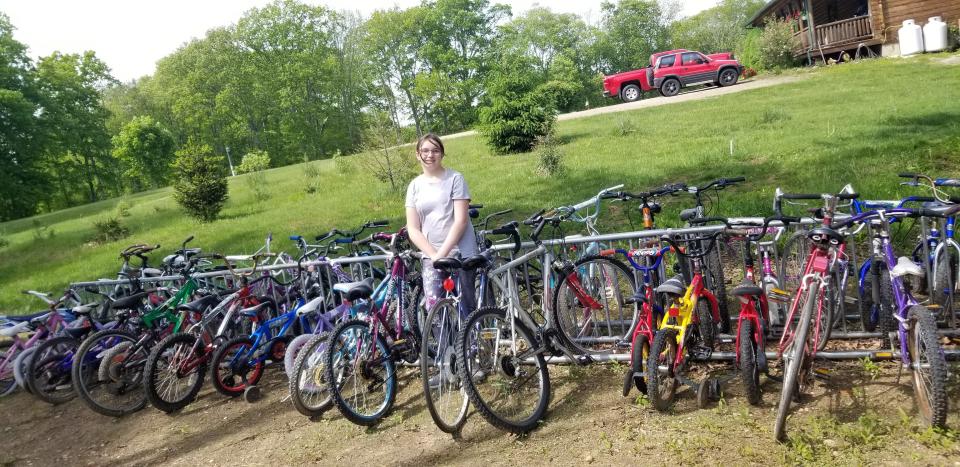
{"left": 2, "top": 339, "right": 959, "bottom": 466}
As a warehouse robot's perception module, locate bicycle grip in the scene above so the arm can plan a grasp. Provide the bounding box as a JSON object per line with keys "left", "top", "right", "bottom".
{"left": 781, "top": 193, "right": 821, "bottom": 200}
{"left": 898, "top": 172, "right": 918, "bottom": 179}
{"left": 837, "top": 192, "right": 859, "bottom": 200}
{"left": 365, "top": 220, "right": 389, "bottom": 228}
{"left": 289, "top": 235, "right": 302, "bottom": 241}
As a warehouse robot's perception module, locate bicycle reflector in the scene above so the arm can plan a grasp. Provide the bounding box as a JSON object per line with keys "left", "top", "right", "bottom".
{"left": 443, "top": 276, "right": 456, "bottom": 292}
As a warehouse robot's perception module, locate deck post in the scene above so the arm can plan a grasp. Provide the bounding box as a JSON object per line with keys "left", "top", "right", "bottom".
{"left": 804, "top": 0, "right": 817, "bottom": 63}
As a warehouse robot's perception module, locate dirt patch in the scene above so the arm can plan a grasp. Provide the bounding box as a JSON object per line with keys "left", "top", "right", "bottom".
{"left": 934, "top": 55, "right": 960, "bottom": 66}
{"left": 1, "top": 356, "right": 958, "bottom": 465}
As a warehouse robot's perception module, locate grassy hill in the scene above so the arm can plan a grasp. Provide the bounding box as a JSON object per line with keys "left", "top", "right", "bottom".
{"left": 2, "top": 53, "right": 959, "bottom": 313}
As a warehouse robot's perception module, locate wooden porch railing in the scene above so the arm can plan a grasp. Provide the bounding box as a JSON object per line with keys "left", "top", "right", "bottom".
{"left": 815, "top": 15, "right": 873, "bottom": 47}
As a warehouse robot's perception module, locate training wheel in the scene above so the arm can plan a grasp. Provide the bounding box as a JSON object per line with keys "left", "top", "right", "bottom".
{"left": 244, "top": 385, "right": 262, "bottom": 403}
{"left": 708, "top": 378, "right": 722, "bottom": 401}
{"left": 696, "top": 380, "right": 711, "bottom": 409}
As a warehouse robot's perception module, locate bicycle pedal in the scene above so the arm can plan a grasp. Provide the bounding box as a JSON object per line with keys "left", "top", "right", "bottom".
{"left": 813, "top": 368, "right": 831, "bottom": 380}
{"left": 575, "top": 355, "right": 594, "bottom": 366}
{"left": 690, "top": 346, "right": 713, "bottom": 360}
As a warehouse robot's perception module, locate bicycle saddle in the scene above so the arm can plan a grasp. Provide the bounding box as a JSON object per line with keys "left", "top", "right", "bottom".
{"left": 732, "top": 281, "right": 763, "bottom": 298}
{"left": 177, "top": 294, "right": 221, "bottom": 314}
{"left": 142, "top": 268, "right": 164, "bottom": 277}
{"left": 433, "top": 257, "right": 463, "bottom": 271}
{"left": 462, "top": 255, "right": 490, "bottom": 272}
{"left": 625, "top": 291, "right": 647, "bottom": 305}
{"left": 0, "top": 321, "right": 31, "bottom": 337}
{"left": 240, "top": 300, "right": 274, "bottom": 318}
{"left": 296, "top": 295, "right": 325, "bottom": 316}
{"left": 333, "top": 277, "right": 375, "bottom": 301}
{"left": 110, "top": 292, "right": 149, "bottom": 311}
{"left": 891, "top": 256, "right": 924, "bottom": 278}
{"left": 655, "top": 275, "right": 686, "bottom": 296}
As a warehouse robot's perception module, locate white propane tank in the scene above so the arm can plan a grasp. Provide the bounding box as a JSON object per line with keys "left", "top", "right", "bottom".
{"left": 923, "top": 16, "right": 948, "bottom": 52}
{"left": 898, "top": 19, "right": 924, "bottom": 56}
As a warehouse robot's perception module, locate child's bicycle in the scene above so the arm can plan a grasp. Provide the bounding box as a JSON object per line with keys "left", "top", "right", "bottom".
{"left": 645, "top": 225, "right": 724, "bottom": 411}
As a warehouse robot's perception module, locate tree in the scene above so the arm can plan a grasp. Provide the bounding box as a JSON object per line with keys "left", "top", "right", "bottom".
{"left": 172, "top": 142, "right": 229, "bottom": 222}
{"left": 597, "top": 0, "right": 678, "bottom": 73}
{"left": 35, "top": 51, "right": 117, "bottom": 206}
{"left": 478, "top": 55, "right": 556, "bottom": 154}
{"left": 669, "top": 0, "right": 767, "bottom": 54}
{"left": 0, "top": 13, "right": 47, "bottom": 220}
{"left": 111, "top": 116, "right": 176, "bottom": 191}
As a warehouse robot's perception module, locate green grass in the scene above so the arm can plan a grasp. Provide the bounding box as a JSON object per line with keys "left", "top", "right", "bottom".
{"left": 2, "top": 53, "right": 959, "bottom": 313}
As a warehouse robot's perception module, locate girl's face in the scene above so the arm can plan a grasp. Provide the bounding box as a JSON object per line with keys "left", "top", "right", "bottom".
{"left": 416, "top": 140, "right": 444, "bottom": 172}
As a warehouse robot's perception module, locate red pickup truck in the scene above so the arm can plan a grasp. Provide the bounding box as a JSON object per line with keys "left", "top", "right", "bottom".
{"left": 602, "top": 49, "right": 744, "bottom": 102}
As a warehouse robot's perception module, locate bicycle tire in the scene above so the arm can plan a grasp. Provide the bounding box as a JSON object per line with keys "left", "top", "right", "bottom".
{"left": 289, "top": 332, "right": 332, "bottom": 417}
{"left": 622, "top": 333, "right": 648, "bottom": 397}
{"left": 815, "top": 284, "right": 833, "bottom": 352}
{"left": 420, "top": 298, "right": 469, "bottom": 433}
{"left": 456, "top": 307, "right": 550, "bottom": 434}
{"left": 695, "top": 299, "right": 716, "bottom": 349}
{"left": 933, "top": 252, "right": 956, "bottom": 328}
{"left": 13, "top": 345, "right": 37, "bottom": 392}
{"left": 877, "top": 272, "right": 895, "bottom": 349}
{"left": 646, "top": 327, "right": 679, "bottom": 411}
{"left": 0, "top": 349, "right": 19, "bottom": 396}
{"left": 779, "top": 231, "right": 810, "bottom": 295}
{"left": 284, "top": 333, "right": 314, "bottom": 379}
{"left": 324, "top": 319, "right": 396, "bottom": 426}
{"left": 25, "top": 335, "right": 78, "bottom": 405}
{"left": 72, "top": 329, "right": 148, "bottom": 417}
{"left": 705, "top": 249, "right": 730, "bottom": 333}
{"left": 739, "top": 319, "right": 761, "bottom": 405}
{"left": 210, "top": 336, "right": 264, "bottom": 397}
{"left": 774, "top": 281, "right": 818, "bottom": 441}
{"left": 144, "top": 333, "right": 206, "bottom": 413}
{"left": 551, "top": 255, "right": 637, "bottom": 355}
{"left": 906, "top": 306, "right": 948, "bottom": 428}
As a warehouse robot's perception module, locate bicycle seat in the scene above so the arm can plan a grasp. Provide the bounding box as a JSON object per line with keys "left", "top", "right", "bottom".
{"left": 433, "top": 257, "right": 463, "bottom": 271}
{"left": 333, "top": 277, "right": 375, "bottom": 301}
{"left": 679, "top": 208, "right": 697, "bottom": 222}
{"left": 732, "top": 281, "right": 763, "bottom": 298}
{"left": 891, "top": 257, "right": 924, "bottom": 278}
{"left": 625, "top": 292, "right": 647, "bottom": 305}
{"left": 110, "top": 292, "right": 149, "bottom": 311}
{"left": 655, "top": 275, "right": 686, "bottom": 296}
{"left": 72, "top": 305, "right": 94, "bottom": 315}
{"left": 177, "top": 294, "right": 221, "bottom": 314}
{"left": 64, "top": 324, "right": 91, "bottom": 339}
{"left": 142, "top": 268, "right": 164, "bottom": 277}
{"left": 462, "top": 255, "right": 490, "bottom": 271}
{"left": 807, "top": 227, "right": 844, "bottom": 245}
{"left": 240, "top": 301, "right": 273, "bottom": 318}
{"left": 296, "top": 296, "right": 325, "bottom": 316}
{"left": 5, "top": 310, "right": 50, "bottom": 322}
{"left": 0, "top": 321, "right": 31, "bottom": 337}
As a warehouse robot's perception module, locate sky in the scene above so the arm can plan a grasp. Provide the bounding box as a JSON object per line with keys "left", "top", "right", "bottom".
{"left": 0, "top": 0, "right": 718, "bottom": 82}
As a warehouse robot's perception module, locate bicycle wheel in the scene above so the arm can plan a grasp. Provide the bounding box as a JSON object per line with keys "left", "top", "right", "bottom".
{"left": 324, "top": 319, "right": 396, "bottom": 426}
{"left": 26, "top": 335, "right": 78, "bottom": 404}
{"left": 456, "top": 307, "right": 550, "bottom": 434}
{"left": 552, "top": 255, "right": 636, "bottom": 355}
{"left": 144, "top": 333, "right": 206, "bottom": 413}
{"left": 289, "top": 332, "right": 332, "bottom": 417}
{"left": 13, "top": 345, "right": 37, "bottom": 392}
{"left": 420, "top": 298, "right": 469, "bottom": 433}
{"left": 779, "top": 231, "right": 810, "bottom": 295}
{"left": 933, "top": 252, "right": 956, "bottom": 327}
{"left": 774, "top": 281, "right": 817, "bottom": 441}
{"left": 906, "top": 306, "right": 948, "bottom": 428}
{"left": 695, "top": 299, "right": 715, "bottom": 349}
{"left": 705, "top": 249, "right": 730, "bottom": 333}
{"left": 646, "top": 328, "right": 678, "bottom": 411}
{"left": 72, "top": 329, "right": 149, "bottom": 417}
{"left": 284, "top": 333, "right": 314, "bottom": 378}
{"left": 622, "top": 333, "right": 648, "bottom": 397}
{"left": 814, "top": 283, "right": 833, "bottom": 352}
{"left": 739, "top": 320, "right": 761, "bottom": 405}
{"left": 1, "top": 350, "right": 19, "bottom": 397}
{"left": 210, "top": 336, "right": 264, "bottom": 397}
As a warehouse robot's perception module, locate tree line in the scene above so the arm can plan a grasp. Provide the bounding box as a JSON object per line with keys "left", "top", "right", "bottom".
{"left": 0, "top": 0, "right": 771, "bottom": 222}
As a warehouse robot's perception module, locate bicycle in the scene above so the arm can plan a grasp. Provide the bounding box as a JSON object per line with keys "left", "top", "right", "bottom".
{"left": 645, "top": 224, "right": 725, "bottom": 411}
{"left": 0, "top": 291, "right": 78, "bottom": 397}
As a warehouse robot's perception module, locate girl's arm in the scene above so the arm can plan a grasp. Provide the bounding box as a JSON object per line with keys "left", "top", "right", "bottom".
{"left": 435, "top": 199, "right": 470, "bottom": 260}
{"left": 406, "top": 206, "right": 438, "bottom": 258}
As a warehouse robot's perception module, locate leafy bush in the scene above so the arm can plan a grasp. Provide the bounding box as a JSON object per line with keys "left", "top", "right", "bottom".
{"left": 534, "top": 80, "right": 581, "bottom": 113}
{"left": 534, "top": 134, "right": 564, "bottom": 177}
{"left": 303, "top": 162, "right": 323, "bottom": 194}
{"left": 115, "top": 199, "right": 131, "bottom": 218}
{"left": 246, "top": 171, "right": 271, "bottom": 202}
{"left": 357, "top": 112, "right": 416, "bottom": 191}
{"left": 31, "top": 219, "right": 55, "bottom": 241}
{"left": 172, "top": 142, "right": 229, "bottom": 222}
{"left": 91, "top": 217, "right": 130, "bottom": 243}
{"left": 758, "top": 18, "right": 799, "bottom": 70}
{"left": 479, "top": 55, "right": 557, "bottom": 154}
{"left": 332, "top": 150, "right": 353, "bottom": 176}
{"left": 736, "top": 27, "right": 763, "bottom": 71}
{"left": 0, "top": 235, "right": 8, "bottom": 249}
{"left": 236, "top": 150, "right": 271, "bottom": 174}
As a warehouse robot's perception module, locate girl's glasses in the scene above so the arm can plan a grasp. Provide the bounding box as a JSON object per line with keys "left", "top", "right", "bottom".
{"left": 418, "top": 149, "right": 442, "bottom": 156}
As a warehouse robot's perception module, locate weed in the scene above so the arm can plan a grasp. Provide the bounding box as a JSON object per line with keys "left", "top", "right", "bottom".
{"left": 860, "top": 355, "right": 882, "bottom": 381}
{"left": 332, "top": 150, "right": 353, "bottom": 176}
{"left": 0, "top": 235, "right": 8, "bottom": 249}
{"left": 245, "top": 171, "right": 271, "bottom": 202}
{"left": 758, "top": 108, "right": 791, "bottom": 125}
{"left": 598, "top": 431, "right": 613, "bottom": 452}
{"left": 30, "top": 219, "right": 54, "bottom": 241}
{"left": 909, "top": 426, "right": 960, "bottom": 453}
{"left": 534, "top": 133, "right": 564, "bottom": 177}
{"left": 91, "top": 217, "right": 131, "bottom": 243}
{"left": 615, "top": 118, "right": 639, "bottom": 136}
{"left": 115, "top": 199, "right": 132, "bottom": 217}
{"left": 633, "top": 393, "right": 650, "bottom": 408}
{"left": 303, "top": 162, "right": 323, "bottom": 194}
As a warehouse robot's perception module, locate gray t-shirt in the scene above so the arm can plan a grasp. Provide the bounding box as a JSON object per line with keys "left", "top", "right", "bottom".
{"left": 405, "top": 169, "right": 478, "bottom": 256}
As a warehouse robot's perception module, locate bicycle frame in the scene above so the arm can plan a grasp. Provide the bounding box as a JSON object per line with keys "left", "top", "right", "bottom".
{"left": 659, "top": 270, "right": 720, "bottom": 368}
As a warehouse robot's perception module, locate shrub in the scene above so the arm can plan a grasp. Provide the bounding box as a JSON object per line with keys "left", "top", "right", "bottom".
{"left": 115, "top": 199, "right": 131, "bottom": 218}
{"left": 479, "top": 55, "right": 557, "bottom": 154}
{"left": 91, "top": 217, "right": 130, "bottom": 243}
{"left": 303, "top": 162, "right": 323, "bottom": 194}
{"left": 534, "top": 133, "right": 564, "bottom": 177}
{"left": 31, "top": 219, "right": 54, "bottom": 241}
{"left": 172, "top": 142, "right": 229, "bottom": 222}
{"left": 246, "top": 171, "right": 271, "bottom": 202}
{"left": 758, "top": 18, "right": 800, "bottom": 70}
{"left": 357, "top": 112, "right": 416, "bottom": 191}
{"left": 236, "top": 150, "right": 271, "bottom": 174}
{"left": 0, "top": 235, "right": 8, "bottom": 249}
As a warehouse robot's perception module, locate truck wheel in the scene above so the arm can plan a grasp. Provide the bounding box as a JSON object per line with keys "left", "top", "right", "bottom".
{"left": 719, "top": 69, "right": 739, "bottom": 87}
{"left": 620, "top": 84, "right": 642, "bottom": 103}
{"left": 660, "top": 78, "right": 680, "bottom": 97}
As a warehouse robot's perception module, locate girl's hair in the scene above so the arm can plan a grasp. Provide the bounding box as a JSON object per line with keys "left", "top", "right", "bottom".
{"left": 416, "top": 133, "right": 445, "bottom": 155}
